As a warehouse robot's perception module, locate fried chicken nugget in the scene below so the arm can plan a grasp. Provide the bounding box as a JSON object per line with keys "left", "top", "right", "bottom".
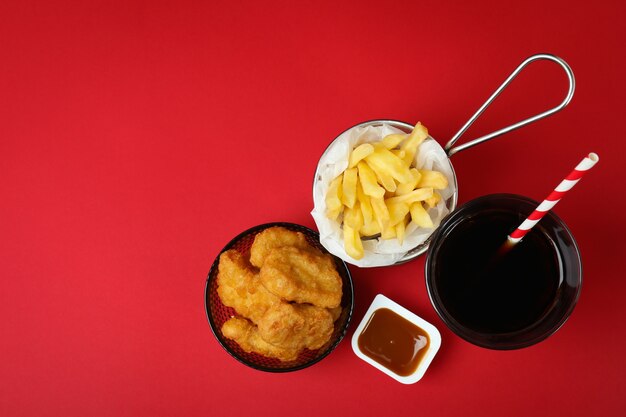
{"left": 259, "top": 246, "right": 342, "bottom": 308}
{"left": 217, "top": 250, "right": 281, "bottom": 322}
{"left": 328, "top": 306, "right": 343, "bottom": 322}
{"left": 258, "top": 303, "right": 334, "bottom": 351}
{"left": 250, "top": 227, "right": 313, "bottom": 268}
{"left": 221, "top": 317, "right": 299, "bottom": 362}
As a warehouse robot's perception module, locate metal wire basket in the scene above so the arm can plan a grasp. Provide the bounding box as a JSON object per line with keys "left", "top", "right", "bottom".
{"left": 204, "top": 222, "right": 354, "bottom": 372}
{"left": 313, "top": 53, "right": 575, "bottom": 266}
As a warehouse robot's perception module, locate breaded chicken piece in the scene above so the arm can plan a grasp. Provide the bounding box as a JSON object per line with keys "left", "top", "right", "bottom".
{"left": 328, "top": 306, "right": 343, "bottom": 322}
{"left": 221, "top": 317, "right": 299, "bottom": 362}
{"left": 250, "top": 227, "right": 313, "bottom": 268}
{"left": 257, "top": 303, "right": 334, "bottom": 351}
{"left": 259, "top": 246, "right": 342, "bottom": 308}
{"left": 217, "top": 250, "right": 281, "bottom": 322}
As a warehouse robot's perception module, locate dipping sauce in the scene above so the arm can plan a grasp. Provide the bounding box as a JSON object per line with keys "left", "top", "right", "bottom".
{"left": 357, "top": 308, "right": 430, "bottom": 377}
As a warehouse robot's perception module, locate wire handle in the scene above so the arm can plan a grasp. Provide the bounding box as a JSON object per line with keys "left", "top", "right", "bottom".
{"left": 445, "top": 53, "right": 575, "bottom": 157}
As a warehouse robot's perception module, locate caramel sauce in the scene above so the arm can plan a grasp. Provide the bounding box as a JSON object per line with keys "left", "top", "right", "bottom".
{"left": 357, "top": 308, "right": 430, "bottom": 377}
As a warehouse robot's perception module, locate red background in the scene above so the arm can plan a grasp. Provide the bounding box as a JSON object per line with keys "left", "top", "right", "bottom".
{"left": 1, "top": 1, "right": 625, "bottom": 416}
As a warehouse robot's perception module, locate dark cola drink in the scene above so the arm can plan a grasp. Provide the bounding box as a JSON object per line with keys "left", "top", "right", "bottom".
{"left": 435, "top": 211, "right": 560, "bottom": 333}
{"left": 425, "top": 194, "right": 582, "bottom": 349}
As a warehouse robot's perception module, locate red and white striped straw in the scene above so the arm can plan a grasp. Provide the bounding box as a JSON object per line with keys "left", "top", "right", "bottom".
{"left": 507, "top": 152, "right": 600, "bottom": 245}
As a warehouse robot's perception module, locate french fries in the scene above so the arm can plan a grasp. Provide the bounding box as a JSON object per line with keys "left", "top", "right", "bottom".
{"left": 325, "top": 122, "right": 449, "bottom": 259}
{"left": 341, "top": 167, "right": 358, "bottom": 208}
{"left": 348, "top": 143, "right": 375, "bottom": 168}
{"left": 424, "top": 191, "right": 442, "bottom": 209}
{"left": 343, "top": 225, "right": 364, "bottom": 259}
{"left": 344, "top": 203, "right": 363, "bottom": 229}
{"left": 373, "top": 166, "right": 396, "bottom": 192}
{"left": 356, "top": 182, "right": 373, "bottom": 225}
{"left": 325, "top": 175, "right": 343, "bottom": 220}
{"left": 365, "top": 148, "right": 413, "bottom": 184}
{"left": 396, "top": 220, "right": 406, "bottom": 245}
{"left": 382, "top": 133, "right": 406, "bottom": 150}
{"left": 410, "top": 202, "right": 434, "bottom": 228}
{"left": 357, "top": 162, "right": 385, "bottom": 198}
{"left": 417, "top": 170, "right": 448, "bottom": 190}
{"left": 343, "top": 203, "right": 364, "bottom": 259}
{"left": 386, "top": 201, "right": 410, "bottom": 227}
{"left": 401, "top": 122, "right": 428, "bottom": 165}
{"left": 384, "top": 187, "right": 433, "bottom": 206}
{"left": 395, "top": 168, "right": 421, "bottom": 195}
{"left": 370, "top": 196, "right": 391, "bottom": 236}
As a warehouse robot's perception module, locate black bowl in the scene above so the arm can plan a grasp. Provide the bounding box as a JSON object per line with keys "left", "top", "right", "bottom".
{"left": 425, "top": 194, "right": 582, "bottom": 350}
{"left": 205, "top": 222, "right": 354, "bottom": 371}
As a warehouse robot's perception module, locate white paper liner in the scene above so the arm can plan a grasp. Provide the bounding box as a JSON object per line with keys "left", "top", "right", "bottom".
{"left": 311, "top": 123, "right": 456, "bottom": 267}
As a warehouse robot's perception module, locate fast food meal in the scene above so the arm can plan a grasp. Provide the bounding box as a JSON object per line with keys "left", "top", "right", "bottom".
{"left": 217, "top": 227, "right": 343, "bottom": 361}
{"left": 324, "top": 122, "right": 449, "bottom": 260}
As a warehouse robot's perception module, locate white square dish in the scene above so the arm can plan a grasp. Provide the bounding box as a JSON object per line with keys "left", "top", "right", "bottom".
{"left": 351, "top": 294, "right": 441, "bottom": 384}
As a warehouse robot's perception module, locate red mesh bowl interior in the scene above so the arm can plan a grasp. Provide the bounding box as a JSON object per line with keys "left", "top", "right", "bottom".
{"left": 204, "top": 222, "right": 354, "bottom": 372}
